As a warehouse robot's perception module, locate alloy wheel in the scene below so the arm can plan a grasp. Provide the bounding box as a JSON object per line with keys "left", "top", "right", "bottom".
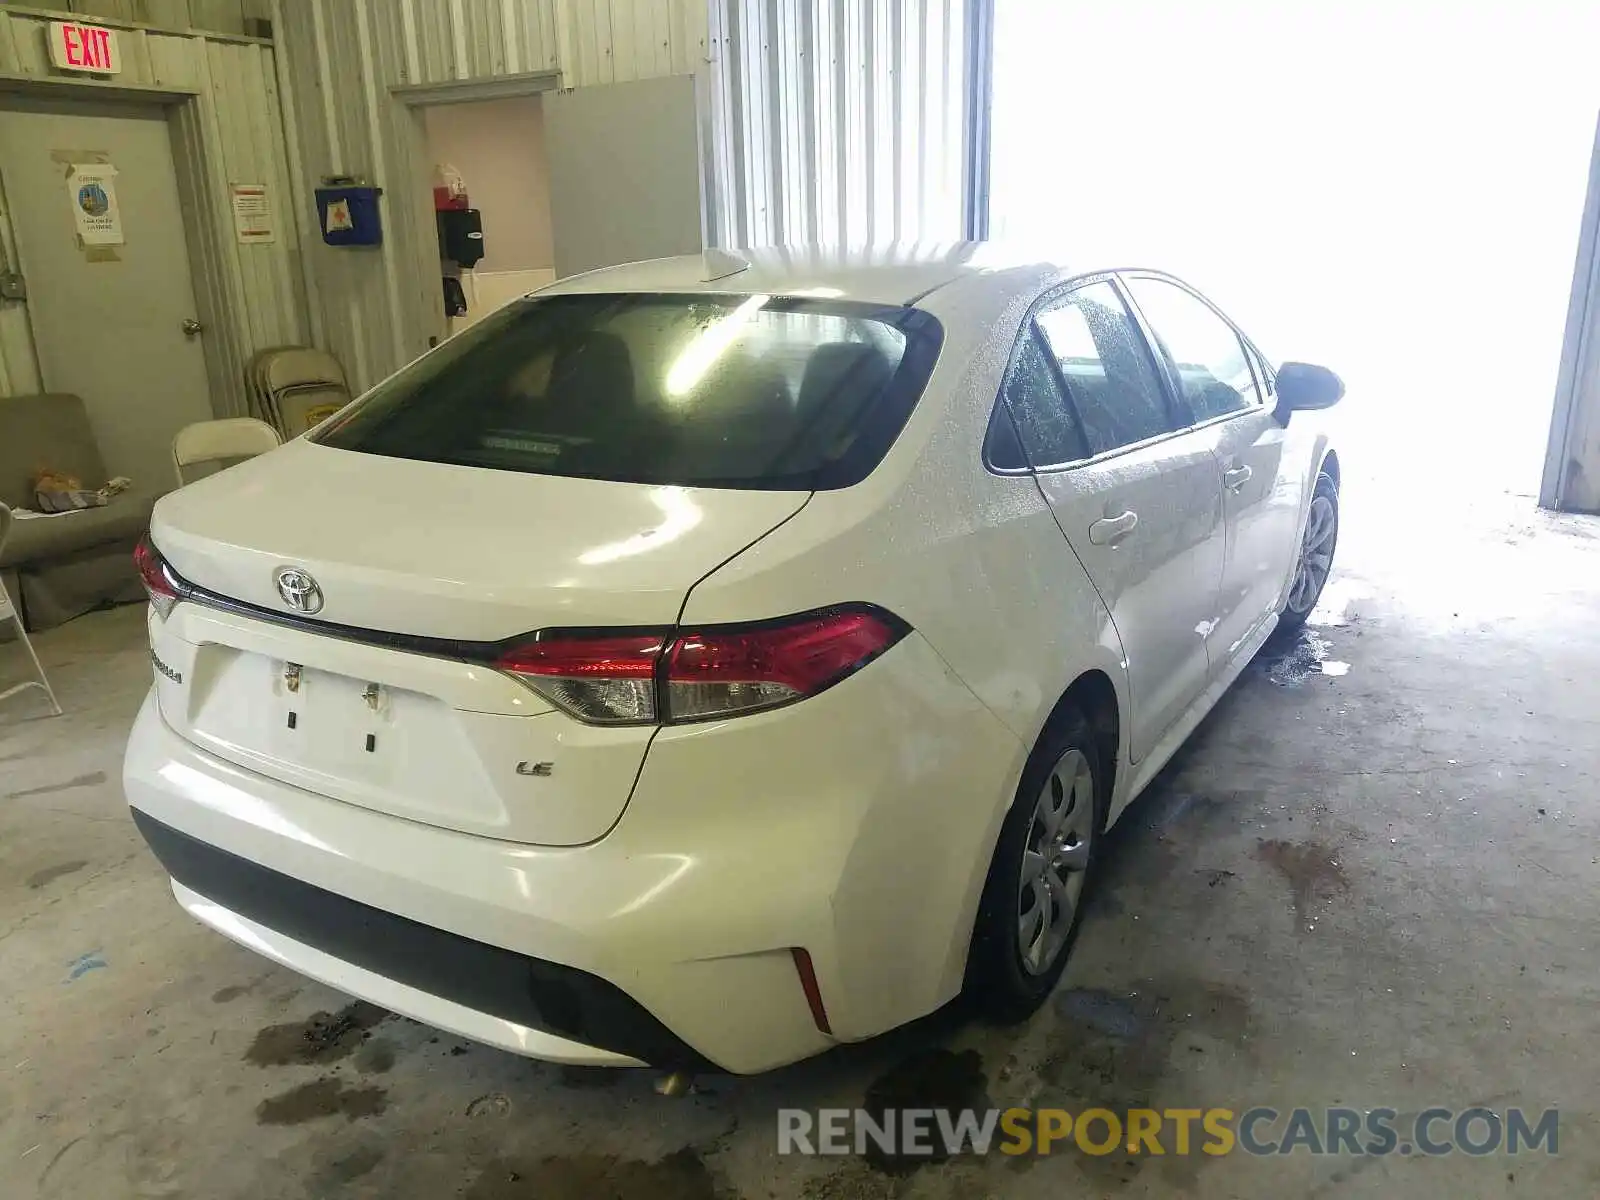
{"left": 1288, "top": 493, "right": 1337, "bottom": 615}
{"left": 1016, "top": 747, "right": 1095, "bottom": 976}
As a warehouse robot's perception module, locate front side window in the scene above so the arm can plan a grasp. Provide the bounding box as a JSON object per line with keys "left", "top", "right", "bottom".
{"left": 315, "top": 293, "right": 942, "bottom": 491}
{"left": 1125, "top": 277, "right": 1263, "bottom": 422}
{"left": 1033, "top": 281, "right": 1178, "bottom": 455}
{"left": 1249, "top": 345, "right": 1276, "bottom": 399}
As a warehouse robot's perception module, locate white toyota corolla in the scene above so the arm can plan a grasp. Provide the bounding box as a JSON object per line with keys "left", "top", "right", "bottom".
{"left": 124, "top": 246, "right": 1342, "bottom": 1075}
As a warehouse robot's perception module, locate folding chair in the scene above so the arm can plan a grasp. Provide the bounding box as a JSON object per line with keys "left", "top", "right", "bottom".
{"left": 0, "top": 505, "right": 62, "bottom": 716}
{"left": 172, "top": 417, "right": 282, "bottom": 488}
{"left": 257, "top": 348, "right": 352, "bottom": 438}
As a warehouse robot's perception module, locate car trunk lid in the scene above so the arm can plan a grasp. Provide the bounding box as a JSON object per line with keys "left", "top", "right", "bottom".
{"left": 147, "top": 441, "right": 808, "bottom": 845}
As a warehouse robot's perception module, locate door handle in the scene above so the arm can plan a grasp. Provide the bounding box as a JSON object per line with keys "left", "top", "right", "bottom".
{"left": 1223, "top": 465, "right": 1253, "bottom": 491}
{"left": 1089, "top": 510, "right": 1139, "bottom": 546}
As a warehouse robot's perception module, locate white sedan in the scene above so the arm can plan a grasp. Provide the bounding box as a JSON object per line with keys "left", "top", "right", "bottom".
{"left": 124, "top": 246, "right": 1342, "bottom": 1074}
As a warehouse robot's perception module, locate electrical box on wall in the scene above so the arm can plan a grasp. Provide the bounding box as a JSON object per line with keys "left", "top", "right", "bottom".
{"left": 315, "top": 183, "right": 383, "bottom": 246}
{"left": 437, "top": 208, "right": 485, "bottom": 268}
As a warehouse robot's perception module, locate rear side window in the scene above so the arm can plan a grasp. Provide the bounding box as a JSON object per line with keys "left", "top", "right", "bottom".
{"left": 998, "top": 331, "right": 1089, "bottom": 467}
{"left": 1033, "top": 282, "right": 1178, "bottom": 455}
{"left": 315, "top": 293, "right": 943, "bottom": 491}
{"left": 1124, "top": 277, "right": 1263, "bottom": 421}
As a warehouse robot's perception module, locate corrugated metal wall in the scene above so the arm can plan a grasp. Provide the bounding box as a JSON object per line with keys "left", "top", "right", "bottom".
{"left": 266, "top": 0, "right": 978, "bottom": 394}
{"left": 1, "top": 0, "right": 980, "bottom": 409}
{"left": 0, "top": 6, "right": 305, "bottom": 413}
{"left": 705, "top": 0, "right": 970, "bottom": 249}
{"left": 271, "top": 0, "right": 714, "bottom": 394}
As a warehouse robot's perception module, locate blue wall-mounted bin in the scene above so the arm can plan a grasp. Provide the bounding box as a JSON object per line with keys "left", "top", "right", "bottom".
{"left": 315, "top": 185, "right": 383, "bottom": 246}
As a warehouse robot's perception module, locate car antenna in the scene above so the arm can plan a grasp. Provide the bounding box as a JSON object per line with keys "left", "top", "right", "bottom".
{"left": 700, "top": 249, "right": 750, "bottom": 282}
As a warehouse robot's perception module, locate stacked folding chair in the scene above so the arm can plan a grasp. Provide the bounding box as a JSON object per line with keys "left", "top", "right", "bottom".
{"left": 245, "top": 347, "right": 353, "bottom": 439}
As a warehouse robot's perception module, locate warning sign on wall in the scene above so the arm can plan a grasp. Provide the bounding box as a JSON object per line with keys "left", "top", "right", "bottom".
{"left": 67, "top": 163, "right": 123, "bottom": 246}
{"left": 323, "top": 199, "right": 354, "bottom": 234}
{"left": 230, "top": 183, "right": 276, "bottom": 244}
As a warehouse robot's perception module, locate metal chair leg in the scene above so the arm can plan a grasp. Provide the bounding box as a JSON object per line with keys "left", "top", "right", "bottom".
{"left": 1, "top": 612, "right": 61, "bottom": 717}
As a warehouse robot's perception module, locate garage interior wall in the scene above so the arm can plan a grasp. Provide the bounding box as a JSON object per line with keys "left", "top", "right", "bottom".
{"left": 0, "top": 3, "right": 306, "bottom": 415}
{"left": 272, "top": 0, "right": 977, "bottom": 394}
{"left": 270, "top": 0, "right": 703, "bottom": 394}
{"left": 422, "top": 96, "right": 556, "bottom": 331}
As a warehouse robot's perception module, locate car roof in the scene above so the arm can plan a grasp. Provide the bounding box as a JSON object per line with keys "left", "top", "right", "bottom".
{"left": 538, "top": 242, "right": 1086, "bottom": 308}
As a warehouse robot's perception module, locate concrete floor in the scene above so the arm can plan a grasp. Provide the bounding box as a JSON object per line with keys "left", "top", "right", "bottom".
{"left": 3, "top": 486, "right": 1598, "bottom": 1199}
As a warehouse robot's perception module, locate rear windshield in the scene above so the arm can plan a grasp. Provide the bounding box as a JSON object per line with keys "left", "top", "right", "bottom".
{"left": 314, "top": 292, "right": 943, "bottom": 490}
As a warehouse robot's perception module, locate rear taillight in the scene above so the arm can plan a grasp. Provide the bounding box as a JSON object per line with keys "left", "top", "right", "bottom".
{"left": 134, "top": 535, "right": 179, "bottom": 620}
{"left": 497, "top": 632, "right": 666, "bottom": 725}
{"left": 495, "top": 606, "right": 907, "bottom": 726}
{"left": 665, "top": 608, "right": 903, "bottom": 721}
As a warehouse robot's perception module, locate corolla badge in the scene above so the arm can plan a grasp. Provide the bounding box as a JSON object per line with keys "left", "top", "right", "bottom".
{"left": 274, "top": 567, "right": 324, "bottom": 614}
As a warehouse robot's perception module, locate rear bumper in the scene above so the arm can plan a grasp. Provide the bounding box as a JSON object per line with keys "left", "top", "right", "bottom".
{"left": 123, "top": 631, "right": 1024, "bottom": 1073}
{"left": 137, "top": 812, "right": 697, "bottom": 1068}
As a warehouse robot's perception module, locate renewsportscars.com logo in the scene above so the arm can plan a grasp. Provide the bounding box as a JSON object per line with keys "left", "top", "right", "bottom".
{"left": 777, "top": 1106, "right": 1560, "bottom": 1161}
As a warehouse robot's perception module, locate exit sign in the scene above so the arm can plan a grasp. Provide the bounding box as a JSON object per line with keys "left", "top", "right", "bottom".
{"left": 48, "top": 21, "right": 120, "bottom": 75}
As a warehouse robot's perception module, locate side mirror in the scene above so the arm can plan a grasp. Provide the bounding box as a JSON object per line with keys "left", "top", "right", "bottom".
{"left": 1273, "top": 362, "right": 1344, "bottom": 423}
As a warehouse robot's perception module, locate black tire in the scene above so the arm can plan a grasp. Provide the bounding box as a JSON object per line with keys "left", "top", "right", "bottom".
{"left": 1278, "top": 470, "right": 1339, "bottom": 634}
{"left": 965, "top": 706, "right": 1107, "bottom": 1023}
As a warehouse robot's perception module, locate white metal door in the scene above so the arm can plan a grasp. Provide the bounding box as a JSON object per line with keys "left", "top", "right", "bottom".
{"left": 1122, "top": 275, "right": 1302, "bottom": 664}
{"left": 542, "top": 76, "right": 704, "bottom": 278}
{"left": 1036, "top": 442, "right": 1225, "bottom": 761}
{"left": 1018, "top": 281, "right": 1226, "bottom": 762}
{"left": 0, "top": 98, "right": 213, "bottom": 487}
{"left": 1210, "top": 409, "right": 1300, "bottom": 655}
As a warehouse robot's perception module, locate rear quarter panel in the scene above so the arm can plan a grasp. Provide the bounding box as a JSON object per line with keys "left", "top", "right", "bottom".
{"left": 673, "top": 267, "right": 1134, "bottom": 1018}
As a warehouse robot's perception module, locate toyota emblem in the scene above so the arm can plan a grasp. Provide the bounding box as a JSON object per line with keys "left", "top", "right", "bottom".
{"left": 274, "top": 567, "right": 324, "bottom": 615}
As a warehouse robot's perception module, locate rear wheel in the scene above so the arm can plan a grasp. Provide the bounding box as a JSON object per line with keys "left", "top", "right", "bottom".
{"left": 1280, "top": 471, "right": 1339, "bottom": 632}
{"left": 967, "top": 707, "right": 1105, "bottom": 1022}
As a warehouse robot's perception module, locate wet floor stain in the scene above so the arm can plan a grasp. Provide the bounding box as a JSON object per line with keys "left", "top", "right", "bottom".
{"left": 1036, "top": 979, "right": 1248, "bottom": 1126}
{"left": 27, "top": 859, "right": 88, "bottom": 889}
{"left": 64, "top": 950, "right": 106, "bottom": 982}
{"left": 1254, "top": 838, "right": 1350, "bottom": 929}
{"left": 255, "top": 1077, "right": 389, "bottom": 1125}
{"left": 1093, "top": 787, "right": 1265, "bottom": 908}
{"left": 1031, "top": 979, "right": 1253, "bottom": 1187}
{"left": 6, "top": 770, "right": 107, "bottom": 799}
{"left": 462, "top": 1149, "right": 725, "bottom": 1200}
{"left": 1258, "top": 629, "right": 1349, "bottom": 686}
{"left": 213, "top": 984, "right": 251, "bottom": 1003}
{"left": 307, "top": 1140, "right": 386, "bottom": 1188}
{"left": 1054, "top": 988, "right": 1147, "bottom": 1040}
{"left": 245, "top": 1001, "right": 389, "bottom": 1067}
{"left": 1306, "top": 579, "right": 1371, "bottom": 627}
{"left": 353, "top": 1037, "right": 396, "bottom": 1074}
{"left": 800, "top": 1159, "right": 914, "bottom": 1200}
{"left": 857, "top": 1047, "right": 989, "bottom": 1174}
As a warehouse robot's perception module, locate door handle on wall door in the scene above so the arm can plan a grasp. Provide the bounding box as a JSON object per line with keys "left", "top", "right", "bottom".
{"left": 1223, "top": 465, "right": 1253, "bottom": 491}
{"left": 1088, "top": 510, "right": 1139, "bottom": 546}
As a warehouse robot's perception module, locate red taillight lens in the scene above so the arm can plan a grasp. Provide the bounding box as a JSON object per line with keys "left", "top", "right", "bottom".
{"left": 134, "top": 535, "right": 179, "bottom": 620}
{"left": 665, "top": 608, "right": 904, "bottom": 721}
{"left": 496, "top": 632, "right": 666, "bottom": 725}
{"left": 495, "top": 608, "right": 906, "bottom": 726}
{"left": 492, "top": 611, "right": 908, "bottom": 723}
